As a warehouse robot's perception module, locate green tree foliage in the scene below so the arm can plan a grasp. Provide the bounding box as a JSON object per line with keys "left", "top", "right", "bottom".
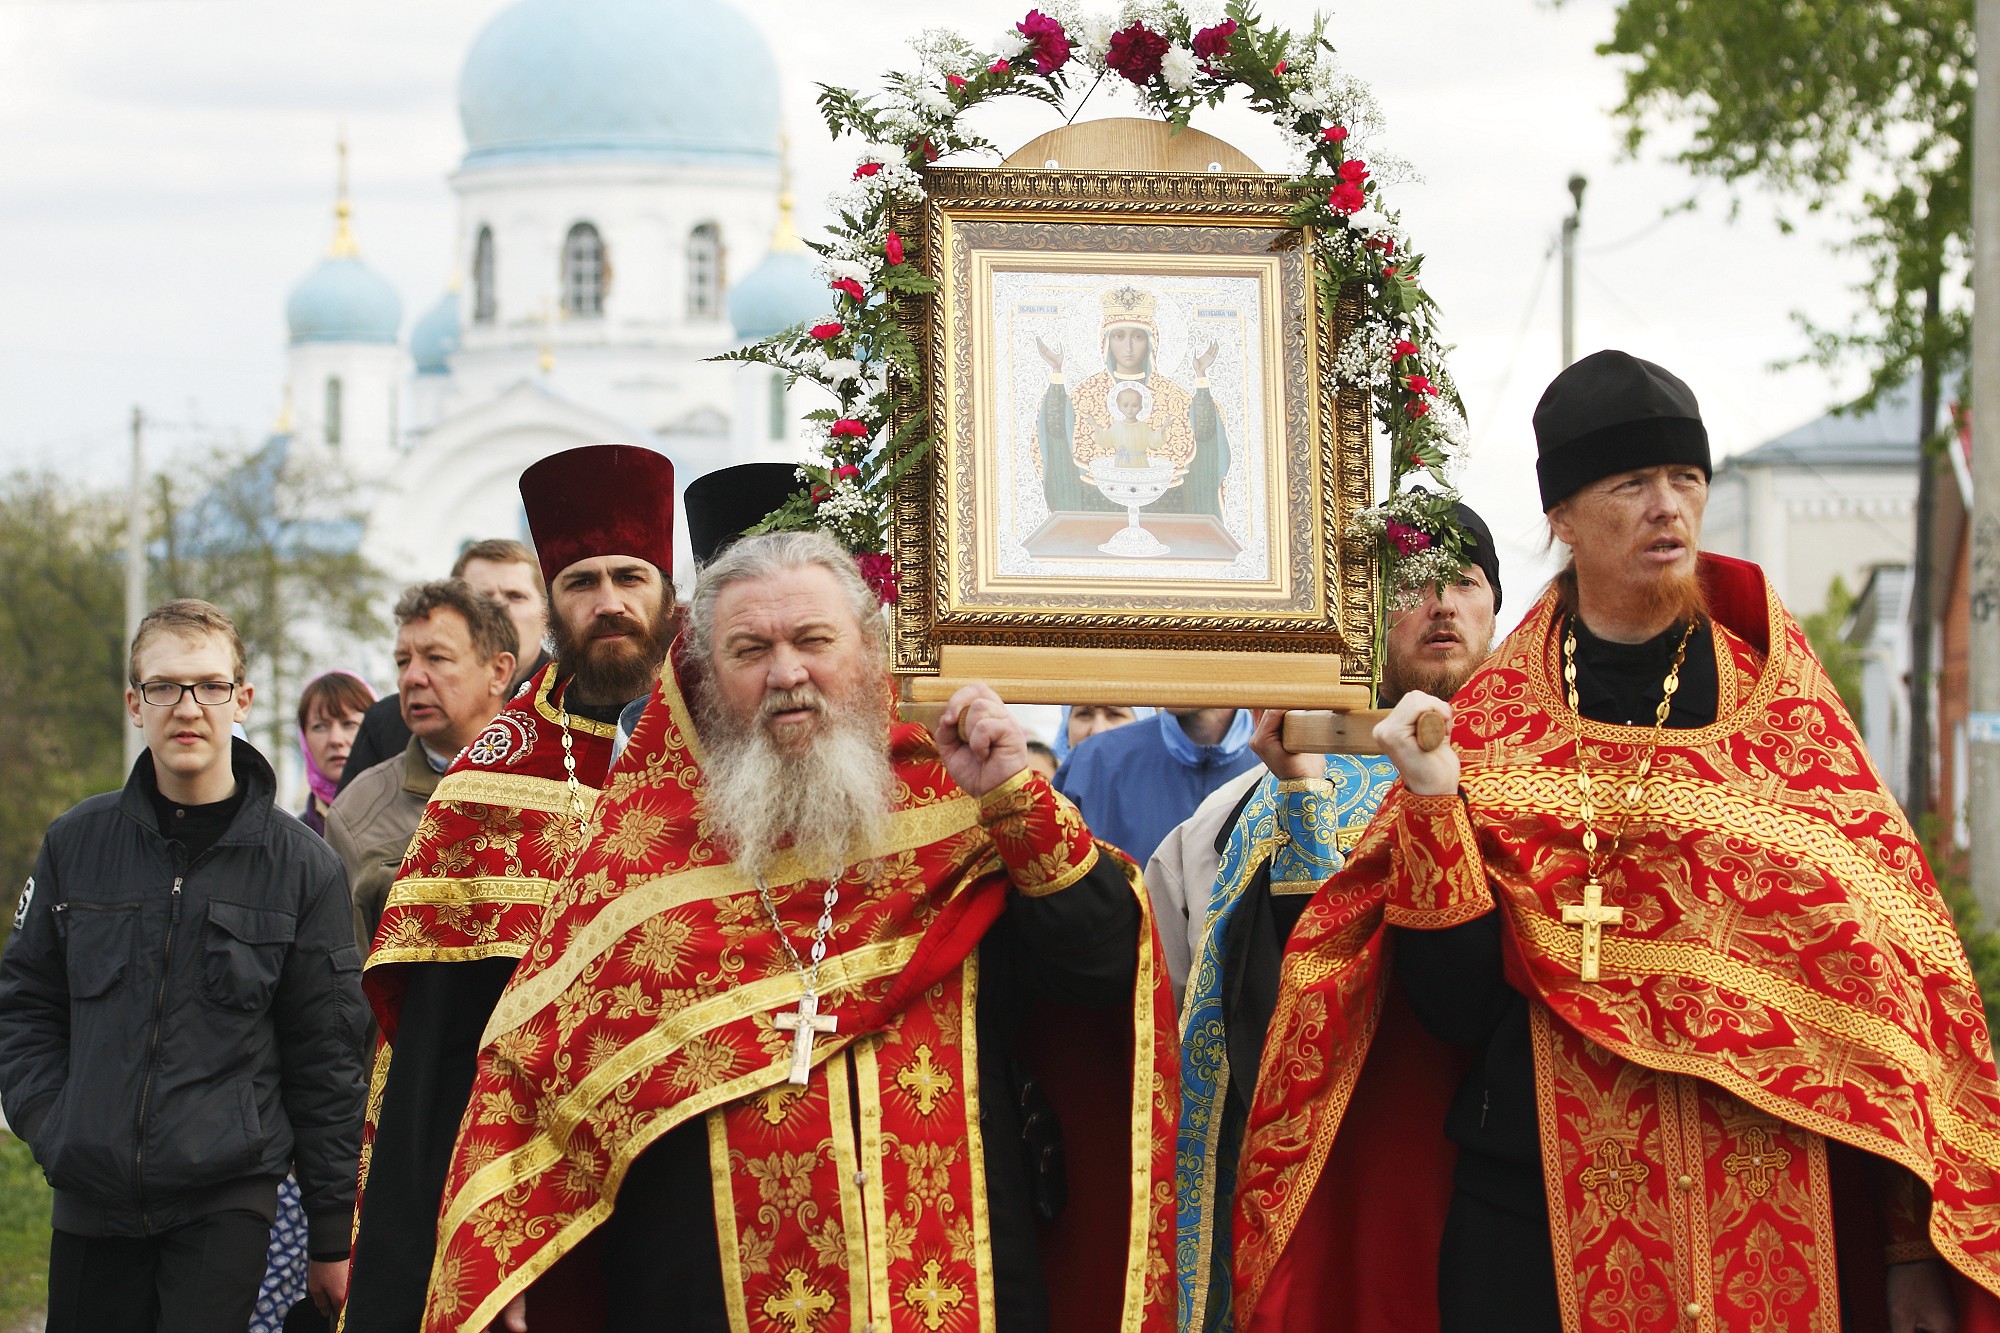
{"left": 0, "top": 473, "right": 129, "bottom": 904}
{"left": 1594, "top": 0, "right": 1973, "bottom": 402}
{"left": 1800, "top": 574, "right": 1865, "bottom": 718}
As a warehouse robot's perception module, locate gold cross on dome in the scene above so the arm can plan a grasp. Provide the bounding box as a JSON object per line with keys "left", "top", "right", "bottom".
{"left": 1561, "top": 880, "right": 1626, "bottom": 983}
{"left": 904, "top": 1258, "right": 966, "bottom": 1331}
{"left": 761, "top": 1268, "right": 835, "bottom": 1333}
{"left": 774, "top": 992, "right": 839, "bottom": 1086}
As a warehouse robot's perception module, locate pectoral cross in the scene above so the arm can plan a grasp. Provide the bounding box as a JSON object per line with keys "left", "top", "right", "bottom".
{"left": 1561, "top": 880, "right": 1625, "bottom": 983}
{"left": 773, "top": 991, "right": 838, "bottom": 1086}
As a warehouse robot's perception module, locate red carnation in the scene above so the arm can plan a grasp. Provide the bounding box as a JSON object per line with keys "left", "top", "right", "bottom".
{"left": 853, "top": 161, "right": 882, "bottom": 178}
{"left": 830, "top": 418, "right": 869, "bottom": 439}
{"left": 831, "top": 277, "right": 866, "bottom": 303}
{"left": 884, "top": 231, "right": 905, "bottom": 265}
{"left": 1384, "top": 520, "right": 1432, "bottom": 557}
{"left": 989, "top": 58, "right": 1011, "bottom": 75}
{"left": 1192, "top": 18, "right": 1236, "bottom": 65}
{"left": 1392, "top": 339, "right": 1419, "bottom": 359}
{"left": 1329, "top": 182, "right": 1366, "bottom": 214}
{"left": 1106, "top": 22, "right": 1170, "bottom": 84}
{"left": 832, "top": 464, "right": 862, "bottom": 481}
{"left": 1322, "top": 125, "right": 1349, "bottom": 143}
{"left": 1017, "top": 10, "right": 1071, "bottom": 75}
{"left": 1382, "top": 265, "right": 1399, "bottom": 279}
{"left": 809, "top": 322, "right": 844, "bottom": 341}
{"left": 1338, "top": 159, "right": 1369, "bottom": 184}
{"left": 856, "top": 553, "right": 900, "bottom": 605}
{"left": 1406, "top": 399, "right": 1432, "bottom": 418}
{"left": 1406, "top": 374, "right": 1437, "bottom": 396}
{"left": 947, "top": 73, "right": 968, "bottom": 89}
{"left": 811, "top": 484, "right": 830, "bottom": 505}
{"left": 1272, "top": 59, "right": 1289, "bottom": 76}
{"left": 1367, "top": 234, "right": 1396, "bottom": 254}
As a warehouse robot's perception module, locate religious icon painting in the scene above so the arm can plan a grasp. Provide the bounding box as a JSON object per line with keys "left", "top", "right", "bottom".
{"left": 891, "top": 163, "right": 1376, "bottom": 685}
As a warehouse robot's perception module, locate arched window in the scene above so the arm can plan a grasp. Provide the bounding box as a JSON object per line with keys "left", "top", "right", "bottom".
{"left": 472, "top": 226, "right": 496, "bottom": 324}
{"left": 325, "top": 376, "right": 344, "bottom": 447}
{"left": 563, "top": 222, "right": 606, "bottom": 318}
{"left": 687, "top": 223, "right": 722, "bottom": 320}
{"left": 768, "top": 371, "right": 786, "bottom": 440}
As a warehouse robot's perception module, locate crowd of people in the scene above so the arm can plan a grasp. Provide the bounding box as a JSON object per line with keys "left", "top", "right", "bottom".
{"left": 1, "top": 350, "right": 1997, "bottom": 1333}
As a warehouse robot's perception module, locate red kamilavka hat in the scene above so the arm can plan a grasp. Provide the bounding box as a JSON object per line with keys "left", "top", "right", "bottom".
{"left": 519, "top": 443, "right": 677, "bottom": 587}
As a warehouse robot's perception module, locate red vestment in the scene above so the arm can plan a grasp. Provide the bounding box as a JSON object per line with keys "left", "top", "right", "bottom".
{"left": 419, "top": 648, "right": 1178, "bottom": 1333}
{"left": 1233, "top": 555, "right": 2000, "bottom": 1332}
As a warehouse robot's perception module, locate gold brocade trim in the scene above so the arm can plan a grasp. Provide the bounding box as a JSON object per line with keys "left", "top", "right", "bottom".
{"left": 1117, "top": 854, "right": 1160, "bottom": 1333}
{"left": 960, "top": 951, "right": 997, "bottom": 1333}
{"left": 710, "top": 1110, "right": 752, "bottom": 1333}
{"left": 1468, "top": 768, "right": 1971, "bottom": 975}
{"left": 376, "top": 875, "right": 552, "bottom": 909}
{"left": 438, "top": 935, "right": 924, "bottom": 1256}
{"left": 363, "top": 940, "right": 531, "bottom": 968}
{"left": 1528, "top": 1004, "right": 1584, "bottom": 1333}
{"left": 480, "top": 798, "right": 979, "bottom": 1044}
{"left": 853, "top": 1040, "right": 893, "bottom": 1329}
{"left": 826, "top": 1055, "right": 871, "bottom": 1331}
{"left": 1272, "top": 777, "right": 1335, "bottom": 796}
{"left": 1271, "top": 825, "right": 1368, "bottom": 891}
{"left": 1014, "top": 841, "right": 1097, "bottom": 900}
{"left": 1184, "top": 1040, "right": 1233, "bottom": 1327}
{"left": 533, "top": 671, "right": 617, "bottom": 738}
{"left": 430, "top": 770, "right": 600, "bottom": 817}
{"left": 974, "top": 766, "right": 1036, "bottom": 818}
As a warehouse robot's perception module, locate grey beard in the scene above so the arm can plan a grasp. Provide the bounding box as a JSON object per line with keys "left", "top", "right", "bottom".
{"left": 695, "top": 687, "right": 896, "bottom": 884}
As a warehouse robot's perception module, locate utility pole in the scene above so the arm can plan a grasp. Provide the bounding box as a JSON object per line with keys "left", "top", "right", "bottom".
{"left": 1561, "top": 174, "right": 1587, "bottom": 367}
{"left": 123, "top": 406, "right": 146, "bottom": 769}
{"left": 1968, "top": 0, "right": 2000, "bottom": 918}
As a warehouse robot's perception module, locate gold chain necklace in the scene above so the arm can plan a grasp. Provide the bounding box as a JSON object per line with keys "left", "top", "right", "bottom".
{"left": 1557, "top": 617, "right": 1694, "bottom": 982}
{"left": 557, "top": 691, "right": 589, "bottom": 845}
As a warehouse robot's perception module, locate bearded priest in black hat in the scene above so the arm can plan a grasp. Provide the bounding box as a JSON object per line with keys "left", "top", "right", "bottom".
{"left": 1228, "top": 351, "right": 2000, "bottom": 1333}
{"left": 342, "top": 443, "right": 683, "bottom": 1332}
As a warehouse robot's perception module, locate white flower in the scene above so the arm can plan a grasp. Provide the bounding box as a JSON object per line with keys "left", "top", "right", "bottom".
{"left": 1161, "top": 44, "right": 1197, "bottom": 91}
{"left": 1346, "top": 208, "right": 1388, "bottom": 235}
{"left": 914, "top": 87, "right": 953, "bottom": 116}
{"left": 1078, "top": 14, "right": 1115, "bottom": 61}
{"left": 822, "top": 358, "right": 861, "bottom": 385}
{"left": 992, "top": 27, "right": 1028, "bottom": 58}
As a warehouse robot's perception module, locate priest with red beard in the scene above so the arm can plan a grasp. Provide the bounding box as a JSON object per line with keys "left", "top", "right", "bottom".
{"left": 342, "top": 444, "right": 682, "bottom": 1333}
{"left": 1230, "top": 352, "right": 2000, "bottom": 1333}
{"left": 422, "top": 526, "right": 1176, "bottom": 1333}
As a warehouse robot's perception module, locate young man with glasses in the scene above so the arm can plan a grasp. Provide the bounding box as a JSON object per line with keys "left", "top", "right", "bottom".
{"left": 0, "top": 598, "right": 367, "bottom": 1333}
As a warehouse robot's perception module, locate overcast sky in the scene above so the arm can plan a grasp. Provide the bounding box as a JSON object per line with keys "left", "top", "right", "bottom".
{"left": 0, "top": 0, "right": 1884, "bottom": 608}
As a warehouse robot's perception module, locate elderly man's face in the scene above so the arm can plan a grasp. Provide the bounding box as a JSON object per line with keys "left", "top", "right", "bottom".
{"left": 709, "top": 564, "right": 879, "bottom": 757}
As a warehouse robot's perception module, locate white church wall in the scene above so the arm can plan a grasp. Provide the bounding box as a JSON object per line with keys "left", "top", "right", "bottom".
{"left": 286, "top": 342, "right": 401, "bottom": 474}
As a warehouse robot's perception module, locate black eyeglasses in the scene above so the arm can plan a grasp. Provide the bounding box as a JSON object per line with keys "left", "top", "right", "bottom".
{"left": 134, "top": 680, "right": 238, "bottom": 707}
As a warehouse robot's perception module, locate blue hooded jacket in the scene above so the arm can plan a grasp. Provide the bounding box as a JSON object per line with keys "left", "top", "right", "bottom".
{"left": 1054, "top": 709, "right": 1259, "bottom": 865}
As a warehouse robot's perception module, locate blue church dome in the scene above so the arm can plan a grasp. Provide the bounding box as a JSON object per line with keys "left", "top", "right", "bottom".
{"left": 459, "top": 0, "right": 782, "bottom": 168}
{"left": 411, "top": 290, "right": 461, "bottom": 374}
{"left": 286, "top": 255, "right": 402, "bottom": 346}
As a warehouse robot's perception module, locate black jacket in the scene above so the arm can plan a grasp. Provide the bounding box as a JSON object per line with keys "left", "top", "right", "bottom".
{"left": 0, "top": 739, "right": 368, "bottom": 1255}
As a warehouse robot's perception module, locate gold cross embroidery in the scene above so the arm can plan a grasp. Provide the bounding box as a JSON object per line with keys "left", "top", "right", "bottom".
{"left": 1722, "top": 1124, "right": 1794, "bottom": 1198}
{"left": 1579, "top": 1140, "right": 1649, "bottom": 1212}
{"left": 904, "top": 1258, "right": 965, "bottom": 1331}
{"left": 761, "top": 1268, "right": 835, "bottom": 1333}
{"left": 895, "top": 1044, "right": 954, "bottom": 1116}
{"left": 1561, "top": 880, "right": 1626, "bottom": 982}
{"left": 757, "top": 1084, "right": 799, "bottom": 1127}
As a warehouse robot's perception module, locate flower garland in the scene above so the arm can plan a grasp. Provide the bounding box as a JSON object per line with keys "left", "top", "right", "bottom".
{"left": 721, "top": 1, "right": 1471, "bottom": 688}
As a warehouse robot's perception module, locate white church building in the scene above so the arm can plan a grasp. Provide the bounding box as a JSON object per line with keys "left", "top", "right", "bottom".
{"left": 277, "top": 0, "right": 826, "bottom": 591}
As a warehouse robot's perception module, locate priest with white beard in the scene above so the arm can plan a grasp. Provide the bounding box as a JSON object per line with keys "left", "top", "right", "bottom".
{"left": 418, "top": 519, "right": 1178, "bottom": 1333}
